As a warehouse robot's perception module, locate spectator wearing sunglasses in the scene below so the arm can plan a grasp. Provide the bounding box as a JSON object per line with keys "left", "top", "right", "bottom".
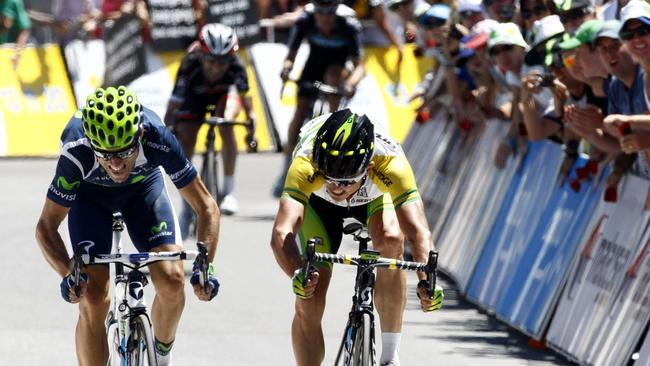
{"left": 520, "top": 0, "right": 551, "bottom": 41}
{"left": 483, "top": 0, "right": 517, "bottom": 22}
{"left": 551, "top": 0, "right": 596, "bottom": 32}
{"left": 457, "top": 0, "right": 486, "bottom": 30}
{"left": 603, "top": 0, "right": 650, "bottom": 177}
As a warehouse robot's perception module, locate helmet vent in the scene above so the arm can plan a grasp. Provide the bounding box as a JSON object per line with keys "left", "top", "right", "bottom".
{"left": 89, "top": 110, "right": 95, "bottom": 119}
{"left": 125, "top": 136, "right": 133, "bottom": 145}
{"left": 126, "top": 121, "right": 132, "bottom": 130}
{"left": 117, "top": 126, "right": 124, "bottom": 138}
{"left": 106, "top": 106, "right": 114, "bottom": 115}
{"left": 117, "top": 100, "right": 123, "bottom": 108}
{"left": 108, "top": 134, "right": 115, "bottom": 145}
{"left": 117, "top": 112, "right": 124, "bottom": 121}
{"left": 107, "top": 120, "right": 114, "bottom": 131}
{"left": 96, "top": 91, "right": 103, "bottom": 98}
{"left": 97, "top": 114, "right": 103, "bottom": 123}
{"left": 106, "top": 94, "right": 114, "bottom": 103}
{"left": 127, "top": 96, "right": 133, "bottom": 103}
{"left": 98, "top": 129, "right": 106, "bottom": 141}
{"left": 126, "top": 106, "right": 132, "bottom": 115}
{"left": 118, "top": 88, "right": 125, "bottom": 96}
{"left": 97, "top": 102, "right": 103, "bottom": 110}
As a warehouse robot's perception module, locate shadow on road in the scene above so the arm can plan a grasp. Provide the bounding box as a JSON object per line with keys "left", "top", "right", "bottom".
{"left": 404, "top": 273, "right": 574, "bottom": 365}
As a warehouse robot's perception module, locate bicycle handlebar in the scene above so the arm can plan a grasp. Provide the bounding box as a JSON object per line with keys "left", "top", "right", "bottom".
{"left": 81, "top": 250, "right": 199, "bottom": 267}
{"left": 280, "top": 79, "right": 345, "bottom": 98}
{"left": 203, "top": 117, "right": 258, "bottom": 152}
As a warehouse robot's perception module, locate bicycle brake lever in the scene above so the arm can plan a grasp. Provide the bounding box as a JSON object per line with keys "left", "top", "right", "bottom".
{"left": 196, "top": 242, "right": 210, "bottom": 294}
{"left": 427, "top": 251, "right": 438, "bottom": 297}
{"left": 302, "top": 238, "right": 320, "bottom": 287}
{"left": 72, "top": 247, "right": 83, "bottom": 297}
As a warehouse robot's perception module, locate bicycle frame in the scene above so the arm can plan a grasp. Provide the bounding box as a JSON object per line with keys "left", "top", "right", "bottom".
{"left": 303, "top": 223, "right": 438, "bottom": 366}
{"left": 80, "top": 213, "right": 199, "bottom": 365}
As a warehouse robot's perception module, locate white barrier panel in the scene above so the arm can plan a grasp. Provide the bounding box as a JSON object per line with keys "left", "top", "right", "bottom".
{"left": 436, "top": 119, "right": 517, "bottom": 291}
{"left": 590, "top": 222, "right": 650, "bottom": 366}
{"left": 636, "top": 330, "right": 650, "bottom": 366}
{"left": 404, "top": 110, "right": 450, "bottom": 187}
{"left": 547, "top": 174, "right": 650, "bottom": 364}
{"left": 465, "top": 140, "right": 564, "bottom": 310}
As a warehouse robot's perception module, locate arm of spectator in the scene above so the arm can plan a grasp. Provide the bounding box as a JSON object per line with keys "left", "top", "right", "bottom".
{"left": 581, "top": 129, "right": 622, "bottom": 154}
{"left": 11, "top": 27, "right": 29, "bottom": 70}
{"left": 371, "top": 6, "right": 402, "bottom": 62}
{"left": 620, "top": 130, "right": 650, "bottom": 154}
{"left": 520, "top": 75, "right": 561, "bottom": 141}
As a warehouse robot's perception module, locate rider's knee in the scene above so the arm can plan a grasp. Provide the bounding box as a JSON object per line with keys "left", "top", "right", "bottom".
{"left": 155, "top": 267, "right": 185, "bottom": 300}
{"left": 80, "top": 284, "right": 110, "bottom": 314}
{"left": 294, "top": 297, "right": 326, "bottom": 325}
{"left": 373, "top": 227, "right": 404, "bottom": 258}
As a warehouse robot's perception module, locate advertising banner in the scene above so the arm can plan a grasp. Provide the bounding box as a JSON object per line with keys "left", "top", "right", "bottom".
{"left": 436, "top": 120, "right": 518, "bottom": 292}
{"left": 206, "top": 0, "right": 261, "bottom": 47}
{"left": 465, "top": 140, "right": 564, "bottom": 309}
{"left": 148, "top": 0, "right": 197, "bottom": 51}
{"left": 0, "top": 44, "right": 77, "bottom": 156}
{"left": 63, "top": 39, "right": 105, "bottom": 108}
{"left": 495, "top": 156, "right": 603, "bottom": 339}
{"left": 546, "top": 174, "right": 650, "bottom": 364}
{"left": 103, "top": 15, "right": 147, "bottom": 87}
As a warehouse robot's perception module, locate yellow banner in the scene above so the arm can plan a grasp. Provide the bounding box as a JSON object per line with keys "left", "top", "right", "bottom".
{"left": 0, "top": 44, "right": 77, "bottom": 156}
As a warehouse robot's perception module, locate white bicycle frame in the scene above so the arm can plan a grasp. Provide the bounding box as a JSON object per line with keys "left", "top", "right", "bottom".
{"left": 81, "top": 214, "right": 198, "bottom": 366}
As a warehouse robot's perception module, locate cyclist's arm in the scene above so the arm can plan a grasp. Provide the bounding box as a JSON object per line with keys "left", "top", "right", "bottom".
{"left": 271, "top": 197, "right": 306, "bottom": 277}
{"left": 346, "top": 55, "right": 366, "bottom": 90}
{"left": 35, "top": 198, "right": 72, "bottom": 277}
{"left": 164, "top": 99, "right": 182, "bottom": 128}
{"left": 395, "top": 200, "right": 433, "bottom": 281}
{"left": 179, "top": 176, "right": 220, "bottom": 262}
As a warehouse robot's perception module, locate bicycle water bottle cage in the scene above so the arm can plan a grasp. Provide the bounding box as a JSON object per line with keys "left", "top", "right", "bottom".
{"left": 128, "top": 271, "right": 149, "bottom": 301}
{"left": 112, "top": 212, "right": 124, "bottom": 232}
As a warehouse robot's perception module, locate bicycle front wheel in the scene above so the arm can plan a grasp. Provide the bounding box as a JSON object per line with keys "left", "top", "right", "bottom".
{"left": 129, "top": 314, "right": 158, "bottom": 366}
{"left": 352, "top": 313, "right": 372, "bottom": 366}
{"left": 106, "top": 313, "right": 122, "bottom": 366}
{"left": 201, "top": 149, "right": 220, "bottom": 202}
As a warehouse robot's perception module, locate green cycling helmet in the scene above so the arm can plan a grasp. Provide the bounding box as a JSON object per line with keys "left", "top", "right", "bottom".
{"left": 82, "top": 86, "right": 142, "bottom": 151}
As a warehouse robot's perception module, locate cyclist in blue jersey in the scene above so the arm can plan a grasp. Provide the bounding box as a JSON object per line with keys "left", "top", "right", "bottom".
{"left": 35, "top": 86, "right": 221, "bottom": 366}
{"left": 273, "top": 0, "right": 366, "bottom": 197}
{"left": 164, "top": 23, "right": 256, "bottom": 226}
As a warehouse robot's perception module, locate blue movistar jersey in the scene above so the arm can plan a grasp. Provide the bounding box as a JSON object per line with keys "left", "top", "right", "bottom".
{"left": 47, "top": 107, "right": 197, "bottom": 207}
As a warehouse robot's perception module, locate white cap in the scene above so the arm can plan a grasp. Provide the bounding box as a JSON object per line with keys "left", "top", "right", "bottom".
{"left": 620, "top": 0, "right": 650, "bottom": 29}
{"left": 458, "top": 0, "right": 484, "bottom": 13}
{"left": 470, "top": 19, "right": 499, "bottom": 36}
{"left": 529, "top": 15, "right": 564, "bottom": 47}
{"left": 488, "top": 22, "right": 528, "bottom": 49}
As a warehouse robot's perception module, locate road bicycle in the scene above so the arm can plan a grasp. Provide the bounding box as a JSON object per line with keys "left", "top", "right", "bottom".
{"left": 302, "top": 222, "right": 439, "bottom": 366}
{"left": 71, "top": 212, "right": 210, "bottom": 365}
{"left": 281, "top": 79, "right": 349, "bottom": 120}
{"left": 200, "top": 115, "right": 257, "bottom": 204}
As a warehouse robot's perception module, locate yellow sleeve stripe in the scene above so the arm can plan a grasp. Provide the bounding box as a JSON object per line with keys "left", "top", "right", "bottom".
{"left": 344, "top": 255, "right": 352, "bottom": 264}
{"left": 389, "top": 260, "right": 397, "bottom": 270}
{"left": 393, "top": 189, "right": 420, "bottom": 208}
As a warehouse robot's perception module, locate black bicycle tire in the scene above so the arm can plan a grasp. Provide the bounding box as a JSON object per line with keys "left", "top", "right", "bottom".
{"left": 201, "top": 149, "right": 219, "bottom": 201}
{"left": 352, "top": 313, "right": 372, "bottom": 366}
{"left": 130, "top": 314, "right": 158, "bottom": 366}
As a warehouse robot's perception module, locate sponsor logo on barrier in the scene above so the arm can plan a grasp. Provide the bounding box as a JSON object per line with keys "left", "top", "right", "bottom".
{"left": 568, "top": 214, "right": 609, "bottom": 299}
{"left": 585, "top": 236, "right": 632, "bottom": 292}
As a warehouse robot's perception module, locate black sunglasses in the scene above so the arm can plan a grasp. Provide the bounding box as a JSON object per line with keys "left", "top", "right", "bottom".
{"left": 489, "top": 44, "right": 514, "bottom": 56}
{"left": 93, "top": 142, "right": 138, "bottom": 161}
{"left": 324, "top": 175, "right": 366, "bottom": 187}
{"left": 459, "top": 10, "right": 482, "bottom": 18}
{"left": 559, "top": 7, "right": 589, "bottom": 23}
{"left": 421, "top": 17, "right": 447, "bottom": 29}
{"left": 201, "top": 53, "right": 233, "bottom": 64}
{"left": 619, "top": 24, "right": 650, "bottom": 41}
{"left": 520, "top": 5, "right": 547, "bottom": 19}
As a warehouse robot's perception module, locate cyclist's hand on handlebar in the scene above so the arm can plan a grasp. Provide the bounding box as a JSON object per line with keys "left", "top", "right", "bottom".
{"left": 417, "top": 281, "right": 444, "bottom": 312}
{"left": 280, "top": 67, "right": 291, "bottom": 83}
{"left": 190, "top": 262, "right": 220, "bottom": 301}
{"left": 245, "top": 118, "right": 258, "bottom": 152}
{"left": 292, "top": 267, "right": 319, "bottom": 300}
{"left": 60, "top": 273, "right": 89, "bottom": 303}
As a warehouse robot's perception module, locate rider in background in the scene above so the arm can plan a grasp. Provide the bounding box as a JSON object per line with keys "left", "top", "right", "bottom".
{"left": 273, "top": 0, "right": 366, "bottom": 197}
{"left": 35, "top": 86, "right": 221, "bottom": 366}
{"left": 270, "top": 109, "right": 444, "bottom": 366}
{"left": 164, "top": 23, "right": 257, "bottom": 231}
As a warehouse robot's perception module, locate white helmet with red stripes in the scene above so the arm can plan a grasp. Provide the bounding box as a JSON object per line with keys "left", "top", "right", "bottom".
{"left": 198, "top": 23, "right": 239, "bottom": 56}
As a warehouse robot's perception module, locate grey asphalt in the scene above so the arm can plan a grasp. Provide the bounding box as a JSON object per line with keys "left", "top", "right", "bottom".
{"left": 0, "top": 154, "right": 572, "bottom": 365}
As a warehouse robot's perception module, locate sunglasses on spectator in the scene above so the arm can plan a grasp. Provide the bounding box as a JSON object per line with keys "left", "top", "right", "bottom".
{"left": 559, "top": 7, "right": 590, "bottom": 23}
{"left": 489, "top": 44, "right": 514, "bottom": 56}
{"left": 520, "top": 5, "right": 547, "bottom": 19}
{"left": 421, "top": 17, "right": 447, "bottom": 29}
{"left": 93, "top": 142, "right": 138, "bottom": 161}
{"left": 324, "top": 174, "right": 366, "bottom": 187}
{"left": 459, "top": 10, "right": 482, "bottom": 18}
{"left": 562, "top": 53, "right": 577, "bottom": 69}
{"left": 314, "top": 5, "right": 338, "bottom": 14}
{"left": 619, "top": 24, "right": 650, "bottom": 41}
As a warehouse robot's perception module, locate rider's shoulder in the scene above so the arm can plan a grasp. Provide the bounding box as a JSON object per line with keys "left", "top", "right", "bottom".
{"left": 179, "top": 50, "right": 202, "bottom": 72}
{"left": 372, "top": 129, "right": 403, "bottom": 156}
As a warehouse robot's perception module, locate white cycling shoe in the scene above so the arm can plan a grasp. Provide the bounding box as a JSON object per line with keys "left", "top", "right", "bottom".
{"left": 220, "top": 194, "right": 239, "bottom": 215}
